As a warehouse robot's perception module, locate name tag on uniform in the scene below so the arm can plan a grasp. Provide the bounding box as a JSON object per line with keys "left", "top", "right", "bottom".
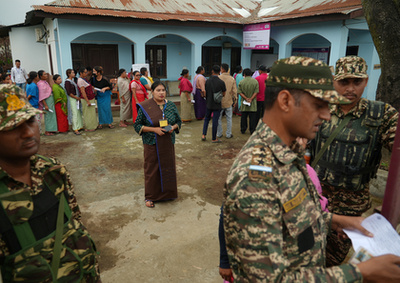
{"left": 283, "top": 188, "right": 307, "bottom": 213}
{"left": 159, "top": 119, "right": 168, "bottom": 127}
{"left": 249, "top": 165, "right": 272, "bottom": 172}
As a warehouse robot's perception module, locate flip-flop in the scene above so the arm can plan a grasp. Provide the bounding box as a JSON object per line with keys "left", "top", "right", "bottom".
{"left": 145, "top": 200, "right": 154, "bottom": 208}
{"left": 44, "top": 132, "right": 55, "bottom": 136}
{"left": 74, "top": 131, "right": 81, "bottom": 135}
{"left": 108, "top": 124, "right": 115, "bottom": 129}
{"left": 97, "top": 125, "right": 103, "bottom": 129}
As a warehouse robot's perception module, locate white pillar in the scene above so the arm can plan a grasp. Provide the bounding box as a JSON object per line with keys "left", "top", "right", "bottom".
{"left": 135, "top": 42, "right": 146, "bottom": 64}
{"left": 241, "top": 48, "right": 252, "bottom": 68}
{"left": 191, "top": 43, "right": 202, "bottom": 70}
{"left": 329, "top": 25, "right": 349, "bottom": 66}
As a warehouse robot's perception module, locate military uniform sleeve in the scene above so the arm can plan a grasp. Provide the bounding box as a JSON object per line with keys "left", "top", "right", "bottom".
{"left": 224, "top": 178, "right": 362, "bottom": 283}
{"left": 62, "top": 167, "right": 82, "bottom": 221}
{"left": 380, "top": 103, "right": 398, "bottom": 151}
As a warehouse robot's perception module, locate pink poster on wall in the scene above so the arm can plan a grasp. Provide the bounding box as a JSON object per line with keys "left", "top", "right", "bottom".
{"left": 243, "top": 23, "right": 270, "bottom": 50}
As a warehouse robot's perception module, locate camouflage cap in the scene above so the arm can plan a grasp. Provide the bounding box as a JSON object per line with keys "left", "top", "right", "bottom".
{"left": 0, "top": 84, "right": 42, "bottom": 131}
{"left": 334, "top": 55, "right": 368, "bottom": 81}
{"left": 266, "top": 56, "right": 350, "bottom": 104}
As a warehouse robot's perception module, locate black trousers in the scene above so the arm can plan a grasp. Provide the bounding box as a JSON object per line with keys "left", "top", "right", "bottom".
{"left": 241, "top": 111, "right": 257, "bottom": 134}
{"left": 256, "top": 101, "right": 264, "bottom": 122}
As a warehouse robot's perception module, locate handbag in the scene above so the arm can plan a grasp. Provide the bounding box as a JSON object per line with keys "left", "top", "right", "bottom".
{"left": 213, "top": 90, "right": 223, "bottom": 103}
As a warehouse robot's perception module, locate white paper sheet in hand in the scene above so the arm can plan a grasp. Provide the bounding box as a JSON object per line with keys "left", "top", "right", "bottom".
{"left": 343, "top": 213, "right": 400, "bottom": 257}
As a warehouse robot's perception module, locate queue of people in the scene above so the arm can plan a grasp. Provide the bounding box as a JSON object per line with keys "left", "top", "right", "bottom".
{"left": 1, "top": 55, "right": 400, "bottom": 282}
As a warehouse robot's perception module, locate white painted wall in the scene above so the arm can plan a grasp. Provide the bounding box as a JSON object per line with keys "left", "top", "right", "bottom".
{"left": 9, "top": 25, "right": 49, "bottom": 73}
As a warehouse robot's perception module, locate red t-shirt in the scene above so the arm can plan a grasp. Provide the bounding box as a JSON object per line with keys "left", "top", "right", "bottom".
{"left": 256, "top": 73, "right": 268, "bottom": 102}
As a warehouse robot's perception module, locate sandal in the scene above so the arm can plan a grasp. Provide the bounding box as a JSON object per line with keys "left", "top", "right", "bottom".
{"left": 145, "top": 200, "right": 154, "bottom": 208}
{"left": 74, "top": 131, "right": 81, "bottom": 135}
{"left": 108, "top": 124, "right": 115, "bottom": 129}
{"left": 97, "top": 125, "right": 103, "bottom": 129}
{"left": 119, "top": 122, "right": 127, "bottom": 127}
{"left": 201, "top": 135, "right": 206, "bottom": 141}
{"left": 44, "top": 132, "right": 55, "bottom": 136}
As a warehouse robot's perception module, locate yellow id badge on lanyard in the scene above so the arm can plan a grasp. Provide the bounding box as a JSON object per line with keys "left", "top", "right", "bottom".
{"left": 159, "top": 119, "right": 168, "bottom": 127}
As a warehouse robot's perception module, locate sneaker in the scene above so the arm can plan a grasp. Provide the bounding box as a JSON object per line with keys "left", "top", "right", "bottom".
{"left": 226, "top": 135, "right": 233, "bottom": 139}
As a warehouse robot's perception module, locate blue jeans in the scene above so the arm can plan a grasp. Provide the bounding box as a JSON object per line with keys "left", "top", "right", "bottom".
{"left": 16, "top": 83, "right": 26, "bottom": 92}
{"left": 217, "top": 106, "right": 233, "bottom": 138}
{"left": 202, "top": 108, "right": 221, "bottom": 141}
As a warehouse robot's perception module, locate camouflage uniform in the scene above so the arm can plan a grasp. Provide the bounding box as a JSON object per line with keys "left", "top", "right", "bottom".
{"left": 311, "top": 56, "right": 399, "bottom": 266}
{"left": 223, "top": 57, "right": 361, "bottom": 282}
{"left": 223, "top": 122, "right": 362, "bottom": 282}
{"left": 0, "top": 85, "right": 100, "bottom": 282}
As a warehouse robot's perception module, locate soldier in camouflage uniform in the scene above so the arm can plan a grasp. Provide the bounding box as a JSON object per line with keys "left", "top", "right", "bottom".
{"left": 310, "top": 56, "right": 399, "bottom": 267}
{"left": 0, "top": 84, "right": 100, "bottom": 282}
{"left": 223, "top": 57, "right": 400, "bottom": 282}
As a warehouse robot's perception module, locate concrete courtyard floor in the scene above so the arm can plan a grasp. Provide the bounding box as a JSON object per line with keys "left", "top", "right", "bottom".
{"left": 37, "top": 108, "right": 383, "bottom": 282}
{"left": 38, "top": 110, "right": 249, "bottom": 283}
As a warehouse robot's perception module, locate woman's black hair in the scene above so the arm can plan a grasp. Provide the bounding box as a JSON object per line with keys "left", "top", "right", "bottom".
{"left": 38, "top": 70, "right": 45, "bottom": 79}
{"left": 66, "top": 68, "right": 74, "bottom": 77}
{"left": 140, "top": 67, "right": 147, "bottom": 76}
{"left": 180, "top": 69, "right": 189, "bottom": 76}
{"left": 133, "top": 70, "right": 140, "bottom": 77}
{"left": 234, "top": 65, "right": 243, "bottom": 73}
{"left": 53, "top": 74, "right": 61, "bottom": 82}
{"left": 27, "top": 71, "right": 38, "bottom": 84}
{"left": 195, "top": 66, "right": 204, "bottom": 74}
{"left": 151, "top": 81, "right": 166, "bottom": 92}
{"left": 118, "top": 68, "right": 126, "bottom": 77}
{"left": 79, "top": 66, "right": 87, "bottom": 75}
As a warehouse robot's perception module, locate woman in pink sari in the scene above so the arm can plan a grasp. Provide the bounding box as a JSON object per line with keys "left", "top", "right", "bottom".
{"left": 130, "top": 70, "right": 148, "bottom": 122}
{"left": 37, "top": 70, "right": 57, "bottom": 135}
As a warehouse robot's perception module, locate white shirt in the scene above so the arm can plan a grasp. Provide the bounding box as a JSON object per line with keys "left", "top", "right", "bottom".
{"left": 11, "top": 67, "right": 28, "bottom": 84}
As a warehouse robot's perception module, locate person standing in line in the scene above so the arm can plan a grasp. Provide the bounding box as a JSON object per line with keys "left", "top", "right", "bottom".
{"left": 26, "top": 71, "right": 41, "bottom": 133}
{"left": 77, "top": 67, "right": 98, "bottom": 131}
{"left": 140, "top": 67, "right": 152, "bottom": 93}
{"left": 92, "top": 66, "right": 114, "bottom": 129}
{"left": 65, "top": 68, "right": 83, "bottom": 135}
{"left": 134, "top": 81, "right": 182, "bottom": 208}
{"left": 117, "top": 68, "right": 132, "bottom": 127}
{"left": 37, "top": 70, "right": 58, "bottom": 136}
{"left": 202, "top": 65, "right": 226, "bottom": 143}
{"left": 10, "top": 59, "right": 28, "bottom": 92}
{"left": 311, "top": 56, "right": 399, "bottom": 267}
{"left": 238, "top": 68, "right": 259, "bottom": 134}
{"left": 192, "top": 66, "right": 207, "bottom": 120}
{"left": 233, "top": 65, "right": 244, "bottom": 116}
{"left": 255, "top": 65, "right": 269, "bottom": 122}
{"left": 224, "top": 56, "right": 400, "bottom": 282}
{"left": 0, "top": 85, "right": 101, "bottom": 282}
{"left": 52, "top": 74, "right": 69, "bottom": 133}
{"left": 178, "top": 69, "right": 193, "bottom": 122}
{"left": 131, "top": 71, "right": 148, "bottom": 123}
{"left": 140, "top": 67, "right": 153, "bottom": 98}
{"left": 217, "top": 63, "right": 237, "bottom": 139}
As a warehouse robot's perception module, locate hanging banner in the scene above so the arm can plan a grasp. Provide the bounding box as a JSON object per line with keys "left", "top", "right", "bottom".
{"left": 243, "top": 23, "right": 270, "bottom": 50}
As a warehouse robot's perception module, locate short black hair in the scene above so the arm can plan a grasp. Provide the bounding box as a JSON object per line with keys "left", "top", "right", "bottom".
{"left": 221, "top": 63, "right": 229, "bottom": 72}
{"left": 264, "top": 87, "right": 305, "bottom": 110}
{"left": 15, "top": 59, "right": 20, "bottom": 63}
{"left": 38, "top": 70, "right": 45, "bottom": 79}
{"left": 212, "top": 65, "right": 220, "bottom": 74}
{"left": 243, "top": 68, "right": 252, "bottom": 77}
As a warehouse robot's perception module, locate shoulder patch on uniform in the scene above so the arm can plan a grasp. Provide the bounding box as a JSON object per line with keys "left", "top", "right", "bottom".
{"left": 283, "top": 188, "right": 307, "bottom": 213}
{"left": 248, "top": 145, "right": 273, "bottom": 181}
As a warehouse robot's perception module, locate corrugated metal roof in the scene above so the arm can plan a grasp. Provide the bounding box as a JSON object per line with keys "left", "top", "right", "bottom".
{"left": 32, "top": 0, "right": 363, "bottom": 25}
